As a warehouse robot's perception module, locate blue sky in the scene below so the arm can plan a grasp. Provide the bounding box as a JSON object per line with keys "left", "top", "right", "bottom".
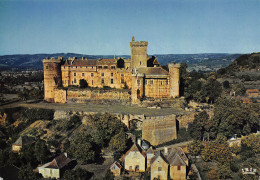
{"left": 0, "top": 0, "right": 260, "bottom": 55}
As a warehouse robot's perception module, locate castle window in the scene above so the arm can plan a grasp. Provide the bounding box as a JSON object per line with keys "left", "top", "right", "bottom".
{"left": 177, "top": 165, "right": 181, "bottom": 170}
{"left": 111, "top": 73, "right": 113, "bottom": 77}
{"left": 161, "top": 81, "right": 163, "bottom": 85}
{"left": 158, "top": 167, "right": 162, "bottom": 171}
{"left": 91, "top": 73, "right": 94, "bottom": 77}
{"left": 98, "top": 66, "right": 102, "bottom": 69}
{"left": 65, "top": 80, "right": 67, "bottom": 84}
{"left": 166, "top": 80, "right": 168, "bottom": 85}
{"left": 150, "top": 80, "right": 153, "bottom": 85}
{"left": 121, "top": 74, "right": 124, "bottom": 77}
{"left": 72, "top": 81, "right": 73, "bottom": 84}
{"left": 111, "top": 79, "right": 114, "bottom": 84}
{"left": 92, "top": 80, "right": 93, "bottom": 85}
{"left": 145, "top": 80, "right": 147, "bottom": 85}
{"left": 46, "top": 66, "right": 49, "bottom": 69}
{"left": 82, "top": 73, "right": 85, "bottom": 77}
{"left": 101, "top": 78, "right": 104, "bottom": 84}
{"left": 64, "top": 66, "right": 65, "bottom": 69}
{"left": 101, "top": 73, "right": 104, "bottom": 76}
{"left": 137, "top": 79, "right": 140, "bottom": 86}
{"left": 86, "top": 66, "right": 88, "bottom": 68}
{"left": 121, "top": 79, "right": 124, "bottom": 84}
{"left": 74, "top": 78, "right": 77, "bottom": 83}
{"left": 62, "top": 80, "right": 64, "bottom": 84}
{"left": 76, "top": 66, "right": 77, "bottom": 68}
{"left": 104, "top": 66, "right": 108, "bottom": 69}
{"left": 92, "top": 66, "right": 93, "bottom": 69}
{"left": 74, "top": 73, "right": 76, "bottom": 76}
{"left": 111, "top": 66, "right": 115, "bottom": 69}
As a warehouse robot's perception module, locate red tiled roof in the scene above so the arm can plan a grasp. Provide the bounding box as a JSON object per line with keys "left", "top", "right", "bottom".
{"left": 246, "top": 89, "right": 259, "bottom": 93}
{"left": 46, "top": 153, "right": 72, "bottom": 169}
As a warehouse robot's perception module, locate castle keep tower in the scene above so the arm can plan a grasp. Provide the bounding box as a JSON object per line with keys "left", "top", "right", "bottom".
{"left": 130, "top": 36, "right": 149, "bottom": 69}
{"left": 168, "top": 63, "right": 180, "bottom": 98}
{"left": 43, "top": 57, "right": 62, "bottom": 102}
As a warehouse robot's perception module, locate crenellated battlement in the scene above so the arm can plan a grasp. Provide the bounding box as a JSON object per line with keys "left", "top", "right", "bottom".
{"left": 130, "top": 41, "right": 148, "bottom": 47}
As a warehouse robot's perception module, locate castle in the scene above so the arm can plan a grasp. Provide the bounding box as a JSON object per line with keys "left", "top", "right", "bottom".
{"left": 43, "top": 37, "right": 180, "bottom": 104}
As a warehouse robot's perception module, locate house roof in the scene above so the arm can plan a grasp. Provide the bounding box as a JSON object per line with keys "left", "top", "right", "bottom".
{"left": 13, "top": 136, "right": 35, "bottom": 146}
{"left": 63, "top": 59, "right": 97, "bottom": 66}
{"left": 136, "top": 67, "right": 169, "bottom": 76}
{"left": 45, "top": 153, "right": 72, "bottom": 169}
{"left": 168, "top": 153, "right": 186, "bottom": 166}
{"left": 150, "top": 151, "right": 169, "bottom": 165}
{"left": 121, "top": 143, "right": 146, "bottom": 161}
{"left": 150, "top": 147, "right": 188, "bottom": 167}
{"left": 147, "top": 146, "right": 154, "bottom": 154}
{"left": 246, "top": 89, "right": 259, "bottom": 93}
{"left": 110, "top": 161, "right": 122, "bottom": 169}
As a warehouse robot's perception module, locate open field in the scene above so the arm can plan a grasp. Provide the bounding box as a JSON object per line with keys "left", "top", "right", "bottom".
{"left": 0, "top": 101, "right": 186, "bottom": 117}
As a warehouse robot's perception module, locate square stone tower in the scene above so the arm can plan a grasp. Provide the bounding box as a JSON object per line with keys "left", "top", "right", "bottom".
{"left": 130, "top": 36, "right": 149, "bottom": 69}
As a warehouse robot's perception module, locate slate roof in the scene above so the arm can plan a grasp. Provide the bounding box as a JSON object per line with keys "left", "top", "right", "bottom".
{"left": 167, "top": 153, "right": 186, "bottom": 166}
{"left": 150, "top": 147, "right": 188, "bottom": 167}
{"left": 45, "top": 153, "right": 72, "bottom": 169}
{"left": 63, "top": 59, "right": 97, "bottom": 66}
{"left": 136, "top": 67, "right": 169, "bottom": 76}
{"left": 13, "top": 136, "right": 35, "bottom": 146}
{"left": 150, "top": 151, "right": 169, "bottom": 165}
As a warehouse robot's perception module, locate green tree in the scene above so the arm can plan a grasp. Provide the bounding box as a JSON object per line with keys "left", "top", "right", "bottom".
{"left": 200, "top": 78, "right": 222, "bottom": 104}
{"left": 103, "top": 170, "right": 114, "bottom": 180}
{"left": 34, "top": 139, "right": 50, "bottom": 164}
{"left": 18, "top": 163, "right": 42, "bottom": 180}
{"left": 109, "top": 129, "right": 127, "bottom": 152}
{"left": 213, "top": 96, "right": 259, "bottom": 138}
{"left": 79, "top": 79, "right": 88, "bottom": 88}
{"left": 188, "top": 141, "right": 202, "bottom": 158}
{"left": 188, "top": 111, "right": 212, "bottom": 141}
{"left": 68, "top": 133, "right": 96, "bottom": 163}
{"left": 63, "top": 168, "right": 93, "bottom": 180}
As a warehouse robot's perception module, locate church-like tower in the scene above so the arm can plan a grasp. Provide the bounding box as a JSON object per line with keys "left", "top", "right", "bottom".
{"left": 42, "top": 57, "right": 63, "bottom": 102}
{"left": 130, "top": 36, "right": 149, "bottom": 69}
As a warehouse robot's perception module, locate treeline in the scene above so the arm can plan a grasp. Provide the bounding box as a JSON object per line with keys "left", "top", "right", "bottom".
{"left": 188, "top": 96, "right": 259, "bottom": 140}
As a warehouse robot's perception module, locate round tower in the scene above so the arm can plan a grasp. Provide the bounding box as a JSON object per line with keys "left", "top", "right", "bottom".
{"left": 43, "top": 57, "right": 63, "bottom": 102}
{"left": 168, "top": 63, "right": 181, "bottom": 98}
{"left": 130, "top": 36, "right": 149, "bottom": 69}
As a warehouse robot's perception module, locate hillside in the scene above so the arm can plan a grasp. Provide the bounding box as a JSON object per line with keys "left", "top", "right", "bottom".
{"left": 218, "top": 52, "right": 260, "bottom": 76}
{"left": 0, "top": 53, "right": 241, "bottom": 71}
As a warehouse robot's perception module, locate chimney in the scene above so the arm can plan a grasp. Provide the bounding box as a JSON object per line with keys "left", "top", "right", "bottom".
{"left": 137, "top": 138, "right": 142, "bottom": 147}
{"left": 164, "top": 147, "right": 168, "bottom": 155}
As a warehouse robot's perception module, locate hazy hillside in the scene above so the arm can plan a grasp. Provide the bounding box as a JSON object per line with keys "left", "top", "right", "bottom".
{"left": 0, "top": 53, "right": 241, "bottom": 71}
{"left": 217, "top": 52, "right": 260, "bottom": 76}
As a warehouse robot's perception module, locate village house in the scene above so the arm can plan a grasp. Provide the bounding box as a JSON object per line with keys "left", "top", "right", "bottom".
{"left": 150, "top": 147, "right": 189, "bottom": 180}
{"left": 37, "top": 153, "right": 73, "bottom": 179}
{"left": 12, "top": 136, "right": 35, "bottom": 153}
{"left": 246, "top": 89, "right": 259, "bottom": 98}
{"left": 121, "top": 141, "right": 189, "bottom": 180}
{"left": 122, "top": 143, "right": 146, "bottom": 172}
{"left": 110, "top": 161, "right": 123, "bottom": 177}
